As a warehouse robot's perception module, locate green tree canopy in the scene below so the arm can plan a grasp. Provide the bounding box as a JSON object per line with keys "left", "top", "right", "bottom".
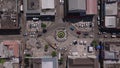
{"left": 91, "top": 40, "right": 98, "bottom": 47}
{"left": 41, "top": 23, "right": 46, "bottom": 28}
{"left": 51, "top": 51, "right": 57, "bottom": 57}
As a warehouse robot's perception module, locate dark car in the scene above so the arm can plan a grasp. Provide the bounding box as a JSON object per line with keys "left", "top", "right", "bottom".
{"left": 43, "top": 29, "right": 47, "bottom": 33}
{"left": 69, "top": 26, "right": 75, "bottom": 31}
{"left": 76, "top": 31, "right": 81, "bottom": 35}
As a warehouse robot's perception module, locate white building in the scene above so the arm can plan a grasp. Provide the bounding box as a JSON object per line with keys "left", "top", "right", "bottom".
{"left": 41, "top": 0, "right": 55, "bottom": 9}
{"left": 105, "top": 16, "right": 116, "bottom": 28}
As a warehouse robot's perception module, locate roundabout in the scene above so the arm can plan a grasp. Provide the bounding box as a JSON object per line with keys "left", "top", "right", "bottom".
{"left": 55, "top": 28, "right": 67, "bottom": 42}
{"left": 57, "top": 31, "right": 65, "bottom": 38}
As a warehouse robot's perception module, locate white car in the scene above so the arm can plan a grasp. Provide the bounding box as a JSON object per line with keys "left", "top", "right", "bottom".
{"left": 97, "top": 21, "right": 100, "bottom": 25}
{"left": 60, "top": 0, "right": 64, "bottom": 4}
{"left": 111, "top": 35, "right": 116, "bottom": 38}
{"left": 33, "top": 17, "right": 39, "bottom": 21}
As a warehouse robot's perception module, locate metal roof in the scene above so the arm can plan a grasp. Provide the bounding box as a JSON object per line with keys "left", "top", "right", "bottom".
{"left": 41, "top": 0, "right": 55, "bottom": 9}
{"left": 68, "top": 0, "right": 86, "bottom": 11}
{"left": 105, "top": 16, "right": 116, "bottom": 28}
{"left": 86, "top": 0, "right": 97, "bottom": 15}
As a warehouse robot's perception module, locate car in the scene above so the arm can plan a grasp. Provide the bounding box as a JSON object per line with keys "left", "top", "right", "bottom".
{"left": 102, "top": 32, "right": 107, "bottom": 34}
{"left": 30, "top": 23, "right": 37, "bottom": 28}
{"left": 30, "top": 35, "right": 36, "bottom": 38}
{"left": 97, "top": 5, "right": 100, "bottom": 10}
{"left": 60, "top": 0, "right": 64, "bottom": 4}
{"left": 97, "top": 16, "right": 100, "bottom": 21}
{"left": 69, "top": 26, "right": 75, "bottom": 31}
{"left": 104, "top": 35, "right": 108, "bottom": 38}
{"left": 83, "top": 41, "right": 87, "bottom": 45}
{"left": 97, "top": 21, "right": 100, "bottom": 25}
{"left": 42, "top": 29, "right": 47, "bottom": 33}
{"left": 92, "top": 23, "right": 94, "bottom": 27}
{"left": 98, "top": 32, "right": 102, "bottom": 35}
{"left": 33, "top": 17, "right": 39, "bottom": 21}
{"left": 79, "top": 41, "right": 83, "bottom": 45}
{"left": 30, "top": 32, "right": 36, "bottom": 35}
{"left": 111, "top": 35, "right": 116, "bottom": 38}
{"left": 76, "top": 31, "right": 81, "bottom": 35}
{"left": 73, "top": 40, "right": 77, "bottom": 45}
{"left": 89, "top": 35, "right": 93, "bottom": 38}
{"left": 23, "top": 32, "right": 28, "bottom": 36}
{"left": 83, "top": 32, "right": 89, "bottom": 36}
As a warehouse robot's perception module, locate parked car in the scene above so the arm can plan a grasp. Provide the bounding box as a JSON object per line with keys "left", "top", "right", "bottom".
{"left": 33, "top": 17, "right": 39, "bottom": 21}
{"left": 42, "top": 29, "right": 47, "bottom": 33}
{"left": 23, "top": 32, "right": 28, "bottom": 36}
{"left": 97, "top": 20, "right": 100, "bottom": 26}
{"left": 69, "top": 26, "right": 75, "bottom": 31}
{"left": 98, "top": 32, "right": 102, "bottom": 35}
{"left": 60, "top": 0, "right": 64, "bottom": 4}
{"left": 104, "top": 35, "right": 108, "bottom": 38}
{"left": 111, "top": 35, "right": 116, "bottom": 38}
{"left": 76, "top": 31, "right": 81, "bottom": 35}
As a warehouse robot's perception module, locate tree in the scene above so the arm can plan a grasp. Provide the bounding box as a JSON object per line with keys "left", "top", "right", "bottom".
{"left": 41, "top": 23, "right": 46, "bottom": 28}
{"left": 44, "top": 45, "right": 48, "bottom": 52}
{"left": 58, "top": 58, "right": 64, "bottom": 65}
{"left": 91, "top": 40, "right": 98, "bottom": 47}
{"left": 0, "top": 58, "right": 5, "bottom": 64}
{"left": 51, "top": 51, "right": 57, "bottom": 57}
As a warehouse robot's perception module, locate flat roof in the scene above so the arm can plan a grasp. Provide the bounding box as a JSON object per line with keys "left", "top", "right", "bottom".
{"left": 68, "top": 0, "right": 86, "bottom": 11}
{"left": 105, "top": 2, "right": 117, "bottom": 15}
{"left": 105, "top": 16, "right": 116, "bottom": 28}
{"left": 86, "top": 0, "right": 97, "bottom": 15}
{"left": 41, "top": 0, "right": 55, "bottom": 9}
{"left": 42, "top": 57, "right": 58, "bottom": 68}
{"left": 42, "top": 61, "right": 53, "bottom": 68}
{"left": 0, "top": 0, "right": 19, "bottom": 29}
{"left": 68, "top": 58, "right": 99, "bottom": 68}
{"left": 23, "top": 0, "right": 41, "bottom": 13}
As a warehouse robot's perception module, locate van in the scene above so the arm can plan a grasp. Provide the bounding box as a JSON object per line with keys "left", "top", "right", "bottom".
{"left": 33, "top": 17, "right": 39, "bottom": 21}
{"left": 111, "top": 35, "right": 116, "bottom": 38}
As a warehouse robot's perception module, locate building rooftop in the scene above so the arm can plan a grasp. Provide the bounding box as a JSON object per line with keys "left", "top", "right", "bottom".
{"left": 30, "top": 57, "right": 58, "bottom": 68}
{"left": 41, "top": 0, "right": 55, "bottom": 9}
{"left": 68, "top": 58, "right": 99, "bottom": 68}
{"left": 68, "top": 0, "right": 86, "bottom": 12}
{"left": 86, "top": 0, "right": 97, "bottom": 15}
{"left": 105, "top": 2, "right": 117, "bottom": 15}
{"left": 24, "top": 0, "right": 41, "bottom": 14}
{"left": 104, "top": 51, "right": 116, "bottom": 60}
{"left": 104, "top": 60, "right": 120, "bottom": 68}
{"left": 104, "top": 42, "right": 120, "bottom": 60}
{"left": 0, "top": 40, "right": 20, "bottom": 58}
{"left": 0, "top": 0, "right": 19, "bottom": 29}
{"left": 105, "top": 16, "right": 116, "bottom": 28}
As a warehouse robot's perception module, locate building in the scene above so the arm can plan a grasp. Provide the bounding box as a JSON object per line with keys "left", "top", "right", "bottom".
{"left": 25, "top": 57, "right": 58, "bottom": 68}
{"left": 67, "top": 58, "right": 99, "bottom": 68}
{"left": 86, "top": 0, "right": 97, "bottom": 15}
{"left": 0, "top": 0, "right": 20, "bottom": 29}
{"left": 41, "top": 0, "right": 55, "bottom": 10}
{"left": 103, "top": 41, "right": 120, "bottom": 68}
{"left": 105, "top": 0, "right": 117, "bottom": 3}
{"left": 103, "top": 42, "right": 120, "bottom": 60}
{"left": 64, "top": 0, "right": 97, "bottom": 22}
{"left": 68, "top": 0, "right": 86, "bottom": 14}
{"left": 105, "top": 2, "right": 117, "bottom": 16}
{"left": 104, "top": 61, "right": 120, "bottom": 68}
{"left": 24, "top": 0, "right": 41, "bottom": 19}
{"left": 105, "top": 16, "right": 116, "bottom": 28}
{"left": 101, "top": 1, "right": 120, "bottom": 32}
{"left": 0, "top": 40, "right": 20, "bottom": 58}
{"left": 24, "top": 0, "right": 55, "bottom": 21}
